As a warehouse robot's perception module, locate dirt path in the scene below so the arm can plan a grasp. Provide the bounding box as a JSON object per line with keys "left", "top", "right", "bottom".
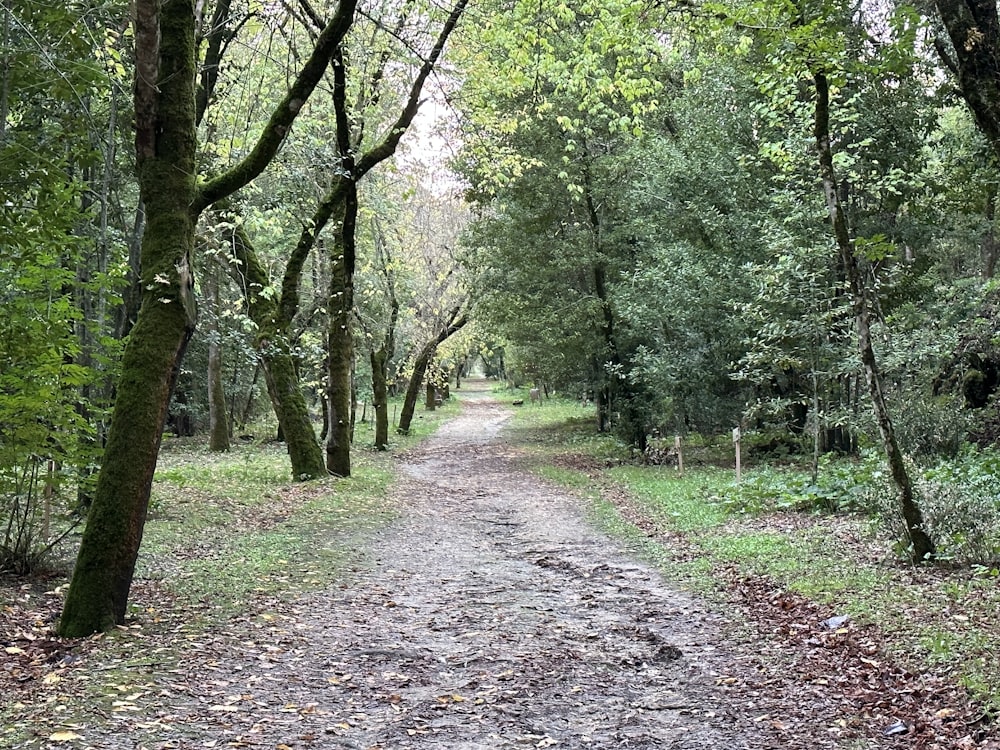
{"left": 49, "top": 387, "right": 813, "bottom": 749}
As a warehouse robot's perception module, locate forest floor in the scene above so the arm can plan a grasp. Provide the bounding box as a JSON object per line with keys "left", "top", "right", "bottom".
{"left": 2, "top": 380, "right": 998, "bottom": 749}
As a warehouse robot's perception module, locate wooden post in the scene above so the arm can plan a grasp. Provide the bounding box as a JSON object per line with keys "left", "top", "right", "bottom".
{"left": 732, "top": 426, "right": 742, "bottom": 483}
{"left": 674, "top": 435, "right": 683, "bottom": 475}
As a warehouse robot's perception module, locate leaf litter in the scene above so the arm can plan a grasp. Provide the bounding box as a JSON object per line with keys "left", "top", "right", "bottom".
{"left": 2, "top": 382, "right": 998, "bottom": 749}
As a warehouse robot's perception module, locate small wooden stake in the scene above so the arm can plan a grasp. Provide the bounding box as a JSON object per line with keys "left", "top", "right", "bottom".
{"left": 674, "top": 435, "right": 683, "bottom": 475}
{"left": 732, "top": 426, "right": 742, "bottom": 483}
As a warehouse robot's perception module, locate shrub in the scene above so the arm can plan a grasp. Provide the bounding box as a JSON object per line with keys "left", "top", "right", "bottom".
{"left": 866, "top": 447, "right": 1000, "bottom": 565}
{"left": 722, "top": 454, "right": 875, "bottom": 515}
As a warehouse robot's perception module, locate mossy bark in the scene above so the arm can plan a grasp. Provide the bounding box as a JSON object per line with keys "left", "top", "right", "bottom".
{"left": 58, "top": 0, "right": 354, "bottom": 636}
{"left": 371, "top": 347, "right": 390, "bottom": 449}
{"left": 59, "top": 0, "right": 199, "bottom": 636}
{"left": 325, "top": 183, "right": 358, "bottom": 478}
{"left": 206, "top": 267, "right": 230, "bottom": 452}
{"left": 259, "top": 335, "right": 326, "bottom": 479}
{"left": 397, "top": 308, "right": 467, "bottom": 435}
{"left": 227, "top": 220, "right": 325, "bottom": 479}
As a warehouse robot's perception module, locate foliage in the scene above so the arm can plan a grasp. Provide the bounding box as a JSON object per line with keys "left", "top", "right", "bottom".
{"left": 866, "top": 448, "right": 1000, "bottom": 565}
{"left": 0, "top": 1, "right": 126, "bottom": 571}
{"left": 721, "top": 455, "right": 878, "bottom": 516}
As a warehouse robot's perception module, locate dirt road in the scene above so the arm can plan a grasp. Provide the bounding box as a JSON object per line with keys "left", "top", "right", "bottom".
{"left": 41, "top": 386, "right": 827, "bottom": 749}
{"left": 153, "top": 385, "right": 782, "bottom": 749}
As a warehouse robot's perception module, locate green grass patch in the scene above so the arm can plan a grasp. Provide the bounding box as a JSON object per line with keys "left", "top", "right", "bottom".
{"left": 137, "top": 399, "right": 459, "bottom": 623}
{"left": 610, "top": 465, "right": 732, "bottom": 532}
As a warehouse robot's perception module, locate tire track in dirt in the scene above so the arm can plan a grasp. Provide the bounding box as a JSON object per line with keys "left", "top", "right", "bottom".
{"left": 239, "top": 389, "right": 779, "bottom": 749}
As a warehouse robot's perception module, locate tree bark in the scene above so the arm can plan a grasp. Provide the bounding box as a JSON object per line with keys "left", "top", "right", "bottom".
{"left": 226, "top": 220, "right": 326, "bottom": 479}
{"left": 325, "top": 183, "right": 358, "bottom": 477}
{"left": 59, "top": 0, "right": 199, "bottom": 636}
{"left": 813, "top": 71, "right": 935, "bottom": 562}
{"left": 206, "top": 265, "right": 230, "bottom": 452}
{"left": 371, "top": 347, "right": 391, "bottom": 449}
{"left": 934, "top": 1, "right": 1000, "bottom": 156}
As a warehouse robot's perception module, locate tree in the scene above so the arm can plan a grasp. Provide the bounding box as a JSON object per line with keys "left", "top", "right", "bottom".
{"left": 58, "top": 0, "right": 357, "bottom": 636}
{"left": 813, "top": 70, "right": 934, "bottom": 561}
{"left": 294, "top": 0, "right": 468, "bottom": 475}
{"left": 397, "top": 304, "right": 468, "bottom": 434}
{"left": 204, "top": 263, "right": 231, "bottom": 452}
{"left": 1, "top": 0, "right": 124, "bottom": 571}
{"left": 933, "top": 0, "right": 1000, "bottom": 163}
{"left": 356, "top": 214, "right": 401, "bottom": 450}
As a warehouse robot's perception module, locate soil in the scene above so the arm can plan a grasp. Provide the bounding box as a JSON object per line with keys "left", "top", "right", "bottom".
{"left": 3, "top": 382, "right": 998, "bottom": 749}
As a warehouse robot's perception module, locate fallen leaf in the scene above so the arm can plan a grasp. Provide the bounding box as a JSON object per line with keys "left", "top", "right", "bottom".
{"left": 48, "top": 731, "right": 83, "bottom": 742}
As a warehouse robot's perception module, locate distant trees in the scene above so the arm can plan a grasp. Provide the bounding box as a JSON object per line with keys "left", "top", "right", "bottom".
{"left": 453, "top": 0, "right": 1000, "bottom": 560}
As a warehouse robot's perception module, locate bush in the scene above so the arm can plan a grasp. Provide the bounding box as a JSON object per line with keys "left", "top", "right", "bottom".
{"left": 892, "top": 392, "right": 973, "bottom": 458}
{"left": 866, "top": 447, "right": 1000, "bottom": 565}
{"left": 722, "top": 454, "right": 875, "bottom": 515}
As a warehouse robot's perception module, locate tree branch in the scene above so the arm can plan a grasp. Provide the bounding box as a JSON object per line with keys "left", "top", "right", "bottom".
{"left": 193, "top": 0, "right": 357, "bottom": 213}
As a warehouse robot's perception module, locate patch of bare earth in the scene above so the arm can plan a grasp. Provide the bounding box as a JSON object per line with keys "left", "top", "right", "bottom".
{"left": 3, "top": 386, "right": 997, "bottom": 749}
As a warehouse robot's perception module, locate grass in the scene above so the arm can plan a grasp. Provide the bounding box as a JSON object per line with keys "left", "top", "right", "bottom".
{"left": 500, "top": 395, "right": 1000, "bottom": 713}
{"left": 139, "top": 396, "right": 458, "bottom": 619}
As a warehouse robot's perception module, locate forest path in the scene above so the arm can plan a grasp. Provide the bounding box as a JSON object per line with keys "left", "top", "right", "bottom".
{"left": 48, "top": 383, "right": 817, "bottom": 750}
{"left": 152, "top": 380, "right": 781, "bottom": 750}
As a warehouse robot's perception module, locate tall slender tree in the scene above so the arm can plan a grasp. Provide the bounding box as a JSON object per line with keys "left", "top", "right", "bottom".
{"left": 58, "top": 0, "right": 358, "bottom": 636}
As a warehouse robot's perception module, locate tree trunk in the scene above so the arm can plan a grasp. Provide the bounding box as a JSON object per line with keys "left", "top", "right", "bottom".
{"left": 934, "top": 1, "right": 1000, "bottom": 155}
{"left": 226, "top": 220, "right": 326, "bottom": 479}
{"left": 425, "top": 381, "right": 437, "bottom": 410}
{"left": 206, "top": 267, "right": 230, "bottom": 452}
{"left": 983, "top": 188, "right": 998, "bottom": 279}
{"left": 813, "top": 71, "right": 934, "bottom": 562}
{"left": 371, "top": 346, "right": 391, "bottom": 450}
{"left": 59, "top": 0, "right": 199, "bottom": 636}
{"left": 398, "top": 351, "right": 431, "bottom": 435}
{"left": 397, "top": 308, "right": 467, "bottom": 435}
{"left": 325, "top": 182, "right": 358, "bottom": 477}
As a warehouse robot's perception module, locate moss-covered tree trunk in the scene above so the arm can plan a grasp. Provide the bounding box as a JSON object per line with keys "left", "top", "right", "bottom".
{"left": 206, "top": 266, "right": 230, "bottom": 452}
{"left": 58, "top": 0, "right": 199, "bottom": 636}
{"left": 226, "top": 221, "right": 326, "bottom": 479}
{"left": 325, "top": 182, "right": 358, "bottom": 477}
{"left": 397, "top": 352, "right": 431, "bottom": 436}
{"left": 813, "top": 71, "right": 934, "bottom": 562}
{"left": 397, "top": 308, "right": 467, "bottom": 435}
{"left": 371, "top": 346, "right": 391, "bottom": 449}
